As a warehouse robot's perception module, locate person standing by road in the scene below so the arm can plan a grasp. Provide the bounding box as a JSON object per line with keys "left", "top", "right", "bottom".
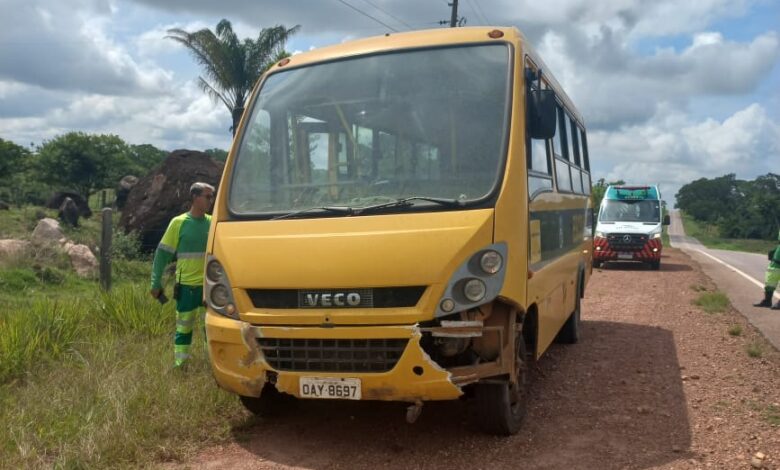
{"left": 150, "top": 182, "right": 215, "bottom": 368}
{"left": 754, "top": 229, "right": 780, "bottom": 310}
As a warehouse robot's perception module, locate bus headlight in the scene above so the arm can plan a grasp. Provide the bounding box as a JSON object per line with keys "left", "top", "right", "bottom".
{"left": 210, "top": 284, "right": 230, "bottom": 307}
{"left": 206, "top": 260, "right": 224, "bottom": 282}
{"left": 652, "top": 232, "right": 662, "bottom": 239}
{"left": 594, "top": 230, "right": 606, "bottom": 238}
{"left": 463, "top": 279, "right": 486, "bottom": 302}
{"left": 205, "top": 255, "right": 239, "bottom": 319}
{"left": 479, "top": 250, "right": 502, "bottom": 274}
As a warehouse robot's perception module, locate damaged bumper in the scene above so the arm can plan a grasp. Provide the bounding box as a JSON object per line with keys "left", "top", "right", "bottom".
{"left": 206, "top": 310, "right": 468, "bottom": 402}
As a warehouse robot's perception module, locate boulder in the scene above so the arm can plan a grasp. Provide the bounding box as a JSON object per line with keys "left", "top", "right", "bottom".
{"left": 46, "top": 192, "right": 92, "bottom": 218}
{"left": 65, "top": 243, "right": 98, "bottom": 278}
{"left": 115, "top": 175, "right": 139, "bottom": 210}
{"left": 32, "top": 218, "right": 65, "bottom": 244}
{"left": 0, "top": 239, "right": 31, "bottom": 258}
{"left": 58, "top": 197, "right": 80, "bottom": 227}
{"left": 119, "top": 149, "right": 223, "bottom": 251}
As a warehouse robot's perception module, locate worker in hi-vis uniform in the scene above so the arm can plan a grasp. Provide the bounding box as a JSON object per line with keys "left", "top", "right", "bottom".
{"left": 754, "top": 229, "right": 780, "bottom": 310}
{"left": 150, "top": 182, "right": 214, "bottom": 368}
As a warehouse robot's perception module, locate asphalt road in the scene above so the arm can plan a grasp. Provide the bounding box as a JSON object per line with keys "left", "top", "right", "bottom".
{"left": 669, "top": 210, "right": 780, "bottom": 349}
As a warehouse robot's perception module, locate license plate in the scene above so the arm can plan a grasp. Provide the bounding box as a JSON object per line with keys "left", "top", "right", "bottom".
{"left": 299, "top": 377, "right": 361, "bottom": 400}
{"left": 618, "top": 252, "right": 633, "bottom": 260}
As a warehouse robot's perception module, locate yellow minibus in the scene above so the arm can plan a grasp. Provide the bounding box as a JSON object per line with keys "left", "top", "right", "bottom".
{"left": 204, "top": 26, "right": 593, "bottom": 435}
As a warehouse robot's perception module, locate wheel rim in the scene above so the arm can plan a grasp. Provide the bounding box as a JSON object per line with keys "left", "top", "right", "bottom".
{"left": 509, "top": 335, "right": 527, "bottom": 416}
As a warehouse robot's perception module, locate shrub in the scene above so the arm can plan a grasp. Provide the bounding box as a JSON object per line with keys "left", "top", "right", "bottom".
{"left": 692, "top": 291, "right": 729, "bottom": 314}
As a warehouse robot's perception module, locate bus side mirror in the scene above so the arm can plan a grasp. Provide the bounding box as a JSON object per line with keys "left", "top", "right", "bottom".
{"left": 663, "top": 215, "right": 670, "bottom": 226}
{"left": 528, "top": 89, "right": 556, "bottom": 140}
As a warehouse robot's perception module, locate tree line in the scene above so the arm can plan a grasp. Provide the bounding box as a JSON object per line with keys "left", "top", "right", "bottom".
{"left": 675, "top": 173, "right": 780, "bottom": 240}
{"left": 0, "top": 134, "right": 227, "bottom": 206}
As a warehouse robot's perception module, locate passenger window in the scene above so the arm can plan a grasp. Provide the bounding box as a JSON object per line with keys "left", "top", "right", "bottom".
{"left": 569, "top": 119, "right": 581, "bottom": 167}
{"left": 554, "top": 106, "right": 568, "bottom": 161}
{"left": 529, "top": 139, "right": 549, "bottom": 173}
{"left": 571, "top": 167, "right": 583, "bottom": 193}
{"left": 555, "top": 158, "right": 572, "bottom": 192}
{"left": 580, "top": 129, "right": 590, "bottom": 172}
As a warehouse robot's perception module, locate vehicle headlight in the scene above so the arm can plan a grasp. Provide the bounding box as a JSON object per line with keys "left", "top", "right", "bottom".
{"left": 210, "top": 284, "right": 230, "bottom": 307}
{"left": 652, "top": 232, "right": 662, "bottom": 239}
{"left": 206, "top": 260, "right": 224, "bottom": 282}
{"left": 595, "top": 231, "right": 606, "bottom": 238}
{"left": 463, "top": 279, "right": 486, "bottom": 302}
{"left": 479, "top": 250, "right": 503, "bottom": 274}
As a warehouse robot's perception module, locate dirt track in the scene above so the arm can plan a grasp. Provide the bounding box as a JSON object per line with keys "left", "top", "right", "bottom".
{"left": 181, "top": 249, "right": 779, "bottom": 469}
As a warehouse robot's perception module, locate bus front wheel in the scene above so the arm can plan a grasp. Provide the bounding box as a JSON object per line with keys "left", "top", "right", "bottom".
{"left": 472, "top": 334, "right": 528, "bottom": 435}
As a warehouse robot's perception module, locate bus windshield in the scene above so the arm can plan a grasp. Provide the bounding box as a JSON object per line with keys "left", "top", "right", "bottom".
{"left": 599, "top": 199, "right": 660, "bottom": 223}
{"left": 229, "top": 44, "right": 511, "bottom": 216}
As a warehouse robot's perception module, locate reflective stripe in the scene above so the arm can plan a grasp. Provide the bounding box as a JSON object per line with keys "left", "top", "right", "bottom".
{"left": 176, "top": 319, "right": 194, "bottom": 329}
{"left": 175, "top": 352, "right": 190, "bottom": 360}
{"left": 178, "top": 252, "right": 206, "bottom": 259}
{"left": 157, "top": 243, "right": 175, "bottom": 254}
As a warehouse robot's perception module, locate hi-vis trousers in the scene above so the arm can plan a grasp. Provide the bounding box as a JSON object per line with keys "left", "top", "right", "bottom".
{"left": 174, "top": 284, "right": 205, "bottom": 367}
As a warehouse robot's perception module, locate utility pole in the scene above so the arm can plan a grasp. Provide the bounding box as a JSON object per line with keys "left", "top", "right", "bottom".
{"left": 449, "top": 0, "right": 459, "bottom": 27}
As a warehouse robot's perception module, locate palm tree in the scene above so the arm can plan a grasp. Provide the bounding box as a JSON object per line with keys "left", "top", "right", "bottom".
{"left": 167, "top": 19, "right": 300, "bottom": 136}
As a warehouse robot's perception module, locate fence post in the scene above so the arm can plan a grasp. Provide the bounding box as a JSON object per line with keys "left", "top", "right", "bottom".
{"left": 100, "top": 207, "right": 112, "bottom": 291}
{"left": 100, "top": 190, "right": 107, "bottom": 209}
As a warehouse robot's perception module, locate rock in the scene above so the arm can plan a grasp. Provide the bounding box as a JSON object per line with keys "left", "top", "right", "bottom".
{"left": 0, "top": 200, "right": 9, "bottom": 210}
{"left": 32, "top": 218, "right": 65, "bottom": 244}
{"left": 0, "top": 239, "right": 31, "bottom": 258}
{"left": 115, "top": 175, "right": 139, "bottom": 209}
{"left": 755, "top": 452, "right": 765, "bottom": 460}
{"left": 66, "top": 244, "right": 98, "bottom": 277}
{"left": 45, "top": 191, "right": 92, "bottom": 218}
{"left": 119, "top": 149, "right": 223, "bottom": 251}
{"left": 750, "top": 456, "right": 763, "bottom": 468}
{"left": 58, "top": 197, "right": 80, "bottom": 227}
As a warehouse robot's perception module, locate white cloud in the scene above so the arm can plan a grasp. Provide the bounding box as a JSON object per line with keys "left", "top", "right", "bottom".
{"left": 591, "top": 103, "right": 780, "bottom": 202}
{"left": 0, "top": 0, "right": 172, "bottom": 95}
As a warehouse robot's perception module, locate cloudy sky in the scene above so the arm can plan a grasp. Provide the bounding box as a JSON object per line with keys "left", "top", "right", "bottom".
{"left": 1, "top": 0, "right": 778, "bottom": 202}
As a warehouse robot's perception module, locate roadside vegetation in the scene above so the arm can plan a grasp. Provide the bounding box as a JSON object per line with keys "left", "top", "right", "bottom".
{"left": 681, "top": 213, "right": 775, "bottom": 254}
{"left": 0, "top": 206, "right": 248, "bottom": 468}
{"left": 692, "top": 290, "right": 730, "bottom": 314}
{"left": 675, "top": 173, "right": 779, "bottom": 254}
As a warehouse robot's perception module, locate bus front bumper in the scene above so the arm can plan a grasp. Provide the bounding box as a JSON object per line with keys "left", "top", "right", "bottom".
{"left": 205, "top": 310, "right": 465, "bottom": 402}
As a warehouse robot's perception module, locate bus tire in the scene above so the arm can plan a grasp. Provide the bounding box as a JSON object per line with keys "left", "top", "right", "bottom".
{"left": 239, "top": 384, "right": 294, "bottom": 416}
{"left": 473, "top": 335, "right": 528, "bottom": 435}
{"left": 651, "top": 260, "right": 661, "bottom": 270}
{"left": 593, "top": 260, "right": 602, "bottom": 269}
{"left": 556, "top": 287, "right": 581, "bottom": 344}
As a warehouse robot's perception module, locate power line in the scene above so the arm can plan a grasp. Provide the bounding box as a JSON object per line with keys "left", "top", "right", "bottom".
{"left": 471, "top": 0, "right": 492, "bottom": 25}
{"left": 358, "top": 0, "right": 415, "bottom": 30}
{"left": 464, "top": 0, "right": 485, "bottom": 25}
{"left": 334, "top": 0, "right": 399, "bottom": 32}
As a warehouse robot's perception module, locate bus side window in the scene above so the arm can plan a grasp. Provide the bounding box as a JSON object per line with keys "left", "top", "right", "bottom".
{"left": 580, "top": 128, "right": 590, "bottom": 172}
{"left": 526, "top": 73, "right": 553, "bottom": 198}
{"left": 552, "top": 105, "right": 572, "bottom": 192}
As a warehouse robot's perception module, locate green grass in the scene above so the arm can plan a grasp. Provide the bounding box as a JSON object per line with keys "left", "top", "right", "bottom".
{"left": 746, "top": 342, "right": 764, "bottom": 358}
{"left": 727, "top": 325, "right": 743, "bottom": 336}
{"left": 0, "top": 205, "right": 252, "bottom": 467}
{"left": 692, "top": 291, "right": 730, "bottom": 314}
{"left": 680, "top": 213, "right": 776, "bottom": 254}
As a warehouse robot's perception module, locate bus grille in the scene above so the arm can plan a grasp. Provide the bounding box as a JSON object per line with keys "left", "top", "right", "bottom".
{"left": 606, "top": 233, "right": 649, "bottom": 251}
{"left": 247, "top": 287, "right": 425, "bottom": 309}
{"left": 257, "top": 338, "right": 408, "bottom": 373}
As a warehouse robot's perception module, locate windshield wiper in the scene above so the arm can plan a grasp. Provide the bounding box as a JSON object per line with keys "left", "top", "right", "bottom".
{"left": 356, "top": 196, "right": 465, "bottom": 215}
{"left": 271, "top": 206, "right": 353, "bottom": 220}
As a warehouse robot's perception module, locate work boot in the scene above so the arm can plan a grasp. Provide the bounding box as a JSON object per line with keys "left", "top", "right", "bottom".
{"left": 754, "top": 289, "right": 774, "bottom": 307}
